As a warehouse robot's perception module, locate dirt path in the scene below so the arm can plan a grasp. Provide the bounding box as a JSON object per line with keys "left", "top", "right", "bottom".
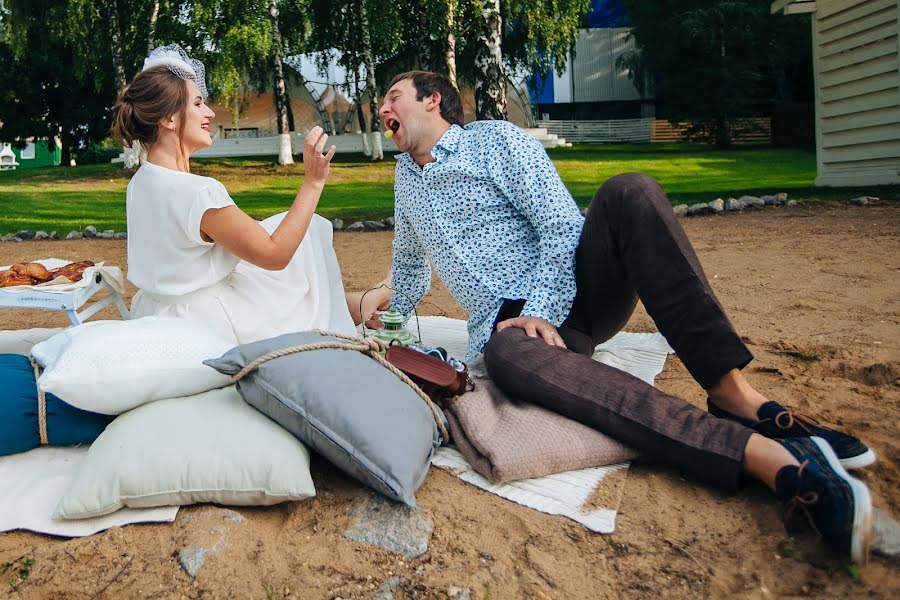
{"left": 0, "top": 202, "right": 897, "bottom": 599}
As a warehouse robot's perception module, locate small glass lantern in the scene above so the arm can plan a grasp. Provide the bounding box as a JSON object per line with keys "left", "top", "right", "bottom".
{"left": 371, "top": 307, "right": 416, "bottom": 346}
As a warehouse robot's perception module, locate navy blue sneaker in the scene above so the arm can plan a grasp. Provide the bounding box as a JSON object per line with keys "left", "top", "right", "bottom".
{"left": 775, "top": 437, "right": 872, "bottom": 564}
{"left": 708, "top": 399, "right": 876, "bottom": 469}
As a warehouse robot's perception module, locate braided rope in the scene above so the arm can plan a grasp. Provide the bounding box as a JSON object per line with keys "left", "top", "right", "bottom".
{"left": 28, "top": 356, "right": 49, "bottom": 445}
{"left": 229, "top": 330, "right": 449, "bottom": 443}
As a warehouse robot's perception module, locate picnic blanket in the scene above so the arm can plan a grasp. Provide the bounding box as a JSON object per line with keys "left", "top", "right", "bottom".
{"left": 445, "top": 378, "right": 639, "bottom": 484}
{"left": 404, "top": 316, "right": 673, "bottom": 533}
{"left": 0, "top": 318, "right": 672, "bottom": 537}
{"left": 0, "top": 327, "right": 179, "bottom": 536}
{"left": 0, "top": 447, "right": 178, "bottom": 537}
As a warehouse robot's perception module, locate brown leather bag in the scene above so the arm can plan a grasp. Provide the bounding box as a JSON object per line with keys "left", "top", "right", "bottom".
{"left": 384, "top": 345, "right": 471, "bottom": 401}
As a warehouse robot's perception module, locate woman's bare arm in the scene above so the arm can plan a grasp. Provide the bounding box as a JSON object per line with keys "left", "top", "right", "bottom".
{"left": 199, "top": 127, "right": 336, "bottom": 270}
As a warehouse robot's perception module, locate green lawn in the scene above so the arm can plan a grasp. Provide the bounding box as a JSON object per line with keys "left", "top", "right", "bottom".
{"left": 1, "top": 145, "right": 896, "bottom": 233}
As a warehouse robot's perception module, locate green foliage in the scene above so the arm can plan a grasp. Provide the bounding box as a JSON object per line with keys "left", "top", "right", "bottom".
{"left": 501, "top": 0, "right": 591, "bottom": 80}
{"left": 620, "top": 0, "right": 812, "bottom": 148}
{"left": 261, "top": 580, "right": 276, "bottom": 599}
{"left": 372, "top": 0, "right": 591, "bottom": 87}
{"left": 0, "top": 1, "right": 116, "bottom": 160}
{"left": 0, "top": 556, "right": 35, "bottom": 590}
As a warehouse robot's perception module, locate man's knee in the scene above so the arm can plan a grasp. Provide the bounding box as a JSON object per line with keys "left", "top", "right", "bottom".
{"left": 483, "top": 328, "right": 526, "bottom": 376}
{"left": 590, "top": 172, "right": 668, "bottom": 216}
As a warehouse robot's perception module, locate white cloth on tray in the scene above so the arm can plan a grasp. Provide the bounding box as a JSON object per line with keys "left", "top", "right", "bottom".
{"left": 126, "top": 161, "right": 355, "bottom": 345}
{"left": 0, "top": 259, "right": 124, "bottom": 295}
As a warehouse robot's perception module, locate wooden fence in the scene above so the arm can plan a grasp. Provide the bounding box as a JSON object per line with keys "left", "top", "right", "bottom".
{"left": 539, "top": 117, "right": 771, "bottom": 145}
{"left": 650, "top": 118, "right": 771, "bottom": 144}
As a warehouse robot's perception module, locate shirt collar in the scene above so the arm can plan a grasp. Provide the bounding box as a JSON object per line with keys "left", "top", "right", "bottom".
{"left": 397, "top": 124, "right": 464, "bottom": 174}
{"left": 432, "top": 124, "right": 464, "bottom": 160}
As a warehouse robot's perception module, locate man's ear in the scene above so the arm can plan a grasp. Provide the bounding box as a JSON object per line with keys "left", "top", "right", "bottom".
{"left": 423, "top": 92, "right": 442, "bottom": 113}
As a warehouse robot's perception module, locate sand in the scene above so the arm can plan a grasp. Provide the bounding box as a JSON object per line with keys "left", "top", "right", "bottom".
{"left": 0, "top": 201, "right": 897, "bottom": 599}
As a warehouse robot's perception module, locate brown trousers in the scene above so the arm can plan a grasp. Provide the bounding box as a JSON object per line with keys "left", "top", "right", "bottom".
{"left": 484, "top": 173, "right": 754, "bottom": 490}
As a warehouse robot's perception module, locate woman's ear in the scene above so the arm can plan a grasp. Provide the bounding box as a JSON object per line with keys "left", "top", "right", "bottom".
{"left": 158, "top": 116, "right": 177, "bottom": 132}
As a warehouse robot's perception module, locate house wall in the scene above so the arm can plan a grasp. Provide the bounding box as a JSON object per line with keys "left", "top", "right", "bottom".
{"left": 532, "top": 27, "right": 647, "bottom": 106}
{"left": 813, "top": 0, "right": 900, "bottom": 186}
{"left": 10, "top": 140, "right": 61, "bottom": 169}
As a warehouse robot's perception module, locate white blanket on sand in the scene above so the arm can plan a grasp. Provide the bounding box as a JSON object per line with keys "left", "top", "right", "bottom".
{"left": 0, "top": 327, "right": 179, "bottom": 537}
{"left": 406, "top": 316, "right": 674, "bottom": 534}
{"left": 0, "top": 318, "right": 672, "bottom": 537}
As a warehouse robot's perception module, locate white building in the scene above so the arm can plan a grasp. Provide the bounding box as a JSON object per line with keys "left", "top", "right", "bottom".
{"left": 772, "top": 0, "right": 900, "bottom": 186}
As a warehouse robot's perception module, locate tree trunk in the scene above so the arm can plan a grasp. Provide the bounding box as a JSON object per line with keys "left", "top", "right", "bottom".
{"left": 59, "top": 128, "right": 73, "bottom": 167}
{"left": 354, "top": 72, "right": 371, "bottom": 156}
{"left": 714, "top": 114, "right": 732, "bottom": 149}
{"left": 268, "top": 0, "right": 294, "bottom": 165}
{"left": 474, "top": 0, "right": 507, "bottom": 120}
{"left": 359, "top": 0, "right": 383, "bottom": 160}
{"left": 713, "top": 26, "right": 732, "bottom": 149}
{"left": 286, "top": 87, "right": 296, "bottom": 132}
{"left": 108, "top": 0, "right": 127, "bottom": 93}
{"left": 445, "top": 0, "right": 457, "bottom": 87}
{"left": 147, "top": 0, "right": 160, "bottom": 53}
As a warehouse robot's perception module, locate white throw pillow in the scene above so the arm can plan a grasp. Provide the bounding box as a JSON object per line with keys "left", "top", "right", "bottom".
{"left": 54, "top": 386, "right": 316, "bottom": 519}
{"left": 31, "top": 317, "right": 233, "bottom": 415}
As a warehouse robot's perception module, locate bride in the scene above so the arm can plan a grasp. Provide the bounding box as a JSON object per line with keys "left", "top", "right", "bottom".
{"left": 111, "top": 45, "right": 389, "bottom": 343}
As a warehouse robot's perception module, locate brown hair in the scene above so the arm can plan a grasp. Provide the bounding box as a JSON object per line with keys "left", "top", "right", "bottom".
{"left": 111, "top": 66, "right": 189, "bottom": 164}
{"left": 388, "top": 71, "right": 464, "bottom": 126}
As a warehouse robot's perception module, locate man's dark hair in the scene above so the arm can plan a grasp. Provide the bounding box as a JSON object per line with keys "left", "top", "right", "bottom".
{"left": 388, "top": 71, "right": 464, "bottom": 126}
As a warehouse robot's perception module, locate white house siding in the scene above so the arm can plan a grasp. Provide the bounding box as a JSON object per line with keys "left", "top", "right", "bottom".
{"left": 813, "top": 0, "right": 900, "bottom": 186}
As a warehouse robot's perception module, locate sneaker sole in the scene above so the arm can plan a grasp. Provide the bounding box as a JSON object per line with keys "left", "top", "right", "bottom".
{"left": 810, "top": 436, "right": 872, "bottom": 564}
{"left": 840, "top": 448, "right": 877, "bottom": 470}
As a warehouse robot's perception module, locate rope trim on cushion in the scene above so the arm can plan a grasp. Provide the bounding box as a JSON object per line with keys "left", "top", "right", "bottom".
{"left": 229, "top": 330, "right": 449, "bottom": 443}
{"left": 28, "top": 356, "right": 49, "bottom": 445}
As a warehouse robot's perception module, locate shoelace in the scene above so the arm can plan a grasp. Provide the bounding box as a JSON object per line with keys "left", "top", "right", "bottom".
{"left": 760, "top": 409, "right": 823, "bottom": 435}
{"left": 783, "top": 461, "right": 822, "bottom": 538}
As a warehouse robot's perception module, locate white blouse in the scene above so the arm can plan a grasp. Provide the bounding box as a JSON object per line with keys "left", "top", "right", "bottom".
{"left": 125, "top": 161, "right": 355, "bottom": 344}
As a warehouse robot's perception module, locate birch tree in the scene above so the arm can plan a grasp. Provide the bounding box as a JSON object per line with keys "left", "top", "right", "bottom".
{"left": 473, "top": 0, "right": 506, "bottom": 120}
{"left": 268, "top": 0, "right": 293, "bottom": 164}
{"left": 445, "top": 0, "right": 457, "bottom": 87}
{"left": 358, "top": 0, "right": 383, "bottom": 160}
{"left": 308, "top": 0, "right": 403, "bottom": 161}
{"left": 108, "top": 0, "right": 127, "bottom": 93}
{"left": 148, "top": 0, "right": 160, "bottom": 52}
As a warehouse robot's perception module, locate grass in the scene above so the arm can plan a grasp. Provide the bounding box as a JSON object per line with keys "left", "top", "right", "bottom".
{"left": 1, "top": 144, "right": 896, "bottom": 233}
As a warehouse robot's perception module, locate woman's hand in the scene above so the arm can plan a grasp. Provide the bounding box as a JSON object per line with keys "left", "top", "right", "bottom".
{"left": 346, "top": 287, "right": 392, "bottom": 328}
{"left": 303, "top": 126, "right": 336, "bottom": 188}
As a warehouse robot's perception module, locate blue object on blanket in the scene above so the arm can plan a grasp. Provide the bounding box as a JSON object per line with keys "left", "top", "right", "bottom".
{"left": 0, "top": 354, "right": 114, "bottom": 456}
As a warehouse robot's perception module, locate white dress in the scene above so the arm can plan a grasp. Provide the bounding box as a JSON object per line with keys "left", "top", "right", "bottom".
{"left": 126, "top": 161, "right": 356, "bottom": 345}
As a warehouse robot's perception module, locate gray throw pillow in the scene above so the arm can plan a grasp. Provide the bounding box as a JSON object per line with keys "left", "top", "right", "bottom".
{"left": 204, "top": 332, "right": 442, "bottom": 507}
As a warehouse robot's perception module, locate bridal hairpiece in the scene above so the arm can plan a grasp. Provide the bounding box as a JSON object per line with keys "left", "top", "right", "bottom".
{"left": 142, "top": 44, "right": 208, "bottom": 98}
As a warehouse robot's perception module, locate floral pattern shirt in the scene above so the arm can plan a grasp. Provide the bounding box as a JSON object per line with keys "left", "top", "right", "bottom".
{"left": 391, "top": 121, "right": 585, "bottom": 360}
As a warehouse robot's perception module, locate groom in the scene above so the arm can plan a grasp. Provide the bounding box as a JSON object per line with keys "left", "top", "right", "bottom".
{"left": 378, "top": 71, "right": 875, "bottom": 562}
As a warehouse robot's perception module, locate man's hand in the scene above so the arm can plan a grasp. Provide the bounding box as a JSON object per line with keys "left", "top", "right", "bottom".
{"left": 496, "top": 316, "right": 567, "bottom": 349}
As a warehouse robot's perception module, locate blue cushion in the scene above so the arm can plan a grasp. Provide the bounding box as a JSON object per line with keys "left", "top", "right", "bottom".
{"left": 0, "top": 354, "right": 114, "bottom": 456}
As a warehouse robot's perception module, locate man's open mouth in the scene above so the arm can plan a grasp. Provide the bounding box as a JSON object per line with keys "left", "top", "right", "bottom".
{"left": 385, "top": 118, "right": 400, "bottom": 134}
{"left": 201, "top": 123, "right": 210, "bottom": 131}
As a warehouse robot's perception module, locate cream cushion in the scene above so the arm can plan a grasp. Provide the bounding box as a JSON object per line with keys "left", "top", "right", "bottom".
{"left": 54, "top": 386, "right": 316, "bottom": 519}
{"left": 30, "top": 317, "right": 233, "bottom": 415}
